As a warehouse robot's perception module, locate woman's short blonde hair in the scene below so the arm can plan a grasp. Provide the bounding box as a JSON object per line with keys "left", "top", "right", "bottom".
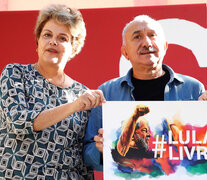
{"left": 34, "top": 4, "right": 86, "bottom": 58}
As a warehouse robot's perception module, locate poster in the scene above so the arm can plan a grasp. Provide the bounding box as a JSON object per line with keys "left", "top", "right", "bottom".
{"left": 103, "top": 101, "right": 207, "bottom": 180}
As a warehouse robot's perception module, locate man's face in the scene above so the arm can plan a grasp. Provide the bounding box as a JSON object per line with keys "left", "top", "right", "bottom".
{"left": 121, "top": 20, "right": 168, "bottom": 71}
{"left": 133, "top": 121, "right": 151, "bottom": 150}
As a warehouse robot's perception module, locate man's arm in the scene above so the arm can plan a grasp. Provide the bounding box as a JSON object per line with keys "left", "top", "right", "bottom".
{"left": 83, "top": 105, "right": 103, "bottom": 171}
{"left": 117, "top": 105, "right": 149, "bottom": 156}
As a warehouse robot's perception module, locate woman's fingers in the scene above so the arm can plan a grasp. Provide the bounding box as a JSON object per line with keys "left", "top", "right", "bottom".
{"left": 81, "top": 90, "right": 106, "bottom": 110}
{"left": 73, "top": 90, "right": 106, "bottom": 112}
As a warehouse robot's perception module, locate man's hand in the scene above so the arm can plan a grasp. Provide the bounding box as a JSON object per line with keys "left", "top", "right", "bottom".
{"left": 133, "top": 104, "right": 150, "bottom": 118}
{"left": 198, "top": 91, "right": 207, "bottom": 101}
{"left": 94, "top": 128, "right": 103, "bottom": 153}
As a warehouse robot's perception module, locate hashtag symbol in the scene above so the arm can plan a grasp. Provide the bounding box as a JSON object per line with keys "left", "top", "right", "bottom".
{"left": 152, "top": 135, "right": 167, "bottom": 158}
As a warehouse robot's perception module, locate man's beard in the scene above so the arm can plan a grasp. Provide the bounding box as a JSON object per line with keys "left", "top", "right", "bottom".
{"left": 134, "top": 133, "right": 149, "bottom": 151}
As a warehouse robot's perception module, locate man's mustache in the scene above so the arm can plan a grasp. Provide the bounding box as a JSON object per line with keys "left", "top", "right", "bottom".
{"left": 138, "top": 46, "right": 157, "bottom": 53}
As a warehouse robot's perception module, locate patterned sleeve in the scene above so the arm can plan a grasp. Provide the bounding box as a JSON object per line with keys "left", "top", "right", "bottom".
{"left": 0, "top": 64, "right": 44, "bottom": 135}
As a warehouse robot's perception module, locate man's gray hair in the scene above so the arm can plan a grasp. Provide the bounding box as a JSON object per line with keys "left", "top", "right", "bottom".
{"left": 122, "top": 15, "right": 165, "bottom": 45}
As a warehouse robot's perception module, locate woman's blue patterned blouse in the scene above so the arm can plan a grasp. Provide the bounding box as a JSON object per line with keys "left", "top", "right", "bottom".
{"left": 0, "top": 63, "right": 92, "bottom": 180}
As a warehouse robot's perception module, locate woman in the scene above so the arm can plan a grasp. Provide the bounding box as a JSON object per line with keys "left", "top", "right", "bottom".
{"left": 0, "top": 4, "right": 105, "bottom": 179}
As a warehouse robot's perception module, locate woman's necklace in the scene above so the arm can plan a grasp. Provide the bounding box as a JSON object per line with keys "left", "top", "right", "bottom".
{"left": 34, "top": 63, "right": 66, "bottom": 87}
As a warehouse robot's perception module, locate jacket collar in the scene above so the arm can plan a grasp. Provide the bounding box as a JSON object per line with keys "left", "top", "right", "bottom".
{"left": 120, "top": 64, "right": 184, "bottom": 87}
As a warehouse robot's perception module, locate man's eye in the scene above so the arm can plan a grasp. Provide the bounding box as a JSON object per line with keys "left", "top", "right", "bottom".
{"left": 141, "top": 129, "right": 147, "bottom": 133}
{"left": 134, "top": 35, "right": 141, "bottom": 39}
{"left": 150, "top": 33, "right": 156, "bottom": 37}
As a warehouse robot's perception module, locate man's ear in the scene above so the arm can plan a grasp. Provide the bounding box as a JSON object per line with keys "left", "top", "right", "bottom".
{"left": 162, "top": 41, "right": 168, "bottom": 57}
{"left": 121, "top": 46, "right": 129, "bottom": 60}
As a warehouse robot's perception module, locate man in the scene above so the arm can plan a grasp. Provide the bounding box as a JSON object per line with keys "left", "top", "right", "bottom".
{"left": 83, "top": 15, "right": 205, "bottom": 171}
{"left": 111, "top": 105, "right": 155, "bottom": 173}
{"left": 113, "top": 105, "right": 152, "bottom": 159}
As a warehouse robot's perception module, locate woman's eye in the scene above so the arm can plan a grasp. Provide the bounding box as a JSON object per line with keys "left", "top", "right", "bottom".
{"left": 59, "top": 36, "right": 67, "bottom": 42}
{"left": 43, "top": 33, "right": 51, "bottom": 38}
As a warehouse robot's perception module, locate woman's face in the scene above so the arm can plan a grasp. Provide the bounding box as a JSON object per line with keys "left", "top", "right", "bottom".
{"left": 37, "top": 19, "right": 73, "bottom": 67}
